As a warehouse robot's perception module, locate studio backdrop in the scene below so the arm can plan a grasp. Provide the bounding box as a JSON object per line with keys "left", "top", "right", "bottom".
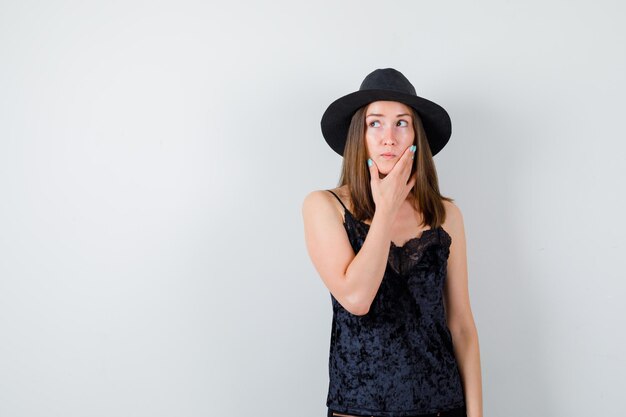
{"left": 0, "top": 1, "right": 624, "bottom": 416}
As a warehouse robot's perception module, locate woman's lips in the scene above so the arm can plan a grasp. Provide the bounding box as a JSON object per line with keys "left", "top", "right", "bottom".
{"left": 381, "top": 153, "right": 396, "bottom": 160}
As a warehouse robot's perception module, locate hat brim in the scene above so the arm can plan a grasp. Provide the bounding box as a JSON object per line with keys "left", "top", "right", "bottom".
{"left": 320, "top": 89, "right": 451, "bottom": 157}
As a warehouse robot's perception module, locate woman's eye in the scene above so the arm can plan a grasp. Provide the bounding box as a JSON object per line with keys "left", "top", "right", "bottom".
{"left": 397, "top": 120, "right": 409, "bottom": 127}
{"left": 369, "top": 121, "right": 380, "bottom": 128}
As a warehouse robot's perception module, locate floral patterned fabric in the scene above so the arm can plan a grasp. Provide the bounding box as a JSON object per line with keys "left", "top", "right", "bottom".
{"left": 325, "top": 190, "right": 465, "bottom": 417}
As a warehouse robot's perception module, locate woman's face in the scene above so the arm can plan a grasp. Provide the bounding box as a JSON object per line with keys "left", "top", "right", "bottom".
{"left": 364, "top": 100, "right": 415, "bottom": 176}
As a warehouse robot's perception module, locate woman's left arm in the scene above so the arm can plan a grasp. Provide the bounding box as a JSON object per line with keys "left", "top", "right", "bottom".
{"left": 442, "top": 201, "right": 483, "bottom": 417}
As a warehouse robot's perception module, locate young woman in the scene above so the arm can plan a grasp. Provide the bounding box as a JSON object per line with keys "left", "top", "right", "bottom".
{"left": 302, "top": 69, "right": 483, "bottom": 417}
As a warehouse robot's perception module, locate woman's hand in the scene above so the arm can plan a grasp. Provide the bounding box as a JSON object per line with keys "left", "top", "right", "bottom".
{"left": 367, "top": 145, "right": 417, "bottom": 216}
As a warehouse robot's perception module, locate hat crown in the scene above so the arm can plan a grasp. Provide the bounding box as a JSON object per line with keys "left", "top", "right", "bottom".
{"left": 359, "top": 68, "right": 416, "bottom": 95}
{"left": 320, "top": 67, "right": 451, "bottom": 157}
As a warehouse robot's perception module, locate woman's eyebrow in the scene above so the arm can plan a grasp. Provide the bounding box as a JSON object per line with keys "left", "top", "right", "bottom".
{"left": 366, "top": 113, "right": 412, "bottom": 118}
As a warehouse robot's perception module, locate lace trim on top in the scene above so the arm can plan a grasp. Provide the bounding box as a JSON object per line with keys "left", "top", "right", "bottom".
{"left": 340, "top": 203, "right": 451, "bottom": 277}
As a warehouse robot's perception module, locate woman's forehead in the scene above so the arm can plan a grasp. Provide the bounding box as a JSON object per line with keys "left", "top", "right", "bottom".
{"left": 365, "top": 100, "right": 412, "bottom": 115}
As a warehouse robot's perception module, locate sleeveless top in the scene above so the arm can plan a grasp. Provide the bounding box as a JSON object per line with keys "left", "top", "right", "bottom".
{"left": 325, "top": 190, "right": 465, "bottom": 417}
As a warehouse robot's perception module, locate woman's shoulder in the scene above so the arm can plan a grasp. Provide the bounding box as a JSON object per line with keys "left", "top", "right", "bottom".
{"left": 303, "top": 185, "right": 349, "bottom": 201}
{"left": 440, "top": 199, "right": 464, "bottom": 238}
{"left": 302, "top": 186, "right": 350, "bottom": 221}
{"left": 441, "top": 199, "right": 462, "bottom": 220}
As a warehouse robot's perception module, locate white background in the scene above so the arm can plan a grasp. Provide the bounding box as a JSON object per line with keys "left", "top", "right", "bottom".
{"left": 1, "top": 1, "right": 624, "bottom": 416}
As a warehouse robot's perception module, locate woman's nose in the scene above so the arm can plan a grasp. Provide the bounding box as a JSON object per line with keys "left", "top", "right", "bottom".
{"left": 382, "top": 131, "right": 396, "bottom": 145}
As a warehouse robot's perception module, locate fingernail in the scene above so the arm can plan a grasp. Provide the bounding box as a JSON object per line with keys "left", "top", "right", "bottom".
{"left": 367, "top": 158, "right": 373, "bottom": 167}
{"left": 410, "top": 145, "right": 416, "bottom": 153}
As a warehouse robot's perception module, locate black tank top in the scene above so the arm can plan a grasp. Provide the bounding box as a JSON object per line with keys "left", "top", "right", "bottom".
{"left": 325, "top": 190, "right": 465, "bottom": 417}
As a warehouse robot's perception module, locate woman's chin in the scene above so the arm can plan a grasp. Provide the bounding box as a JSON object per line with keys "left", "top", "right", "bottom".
{"left": 377, "top": 165, "right": 392, "bottom": 176}
{"left": 378, "top": 170, "right": 391, "bottom": 179}
{"left": 372, "top": 159, "right": 394, "bottom": 177}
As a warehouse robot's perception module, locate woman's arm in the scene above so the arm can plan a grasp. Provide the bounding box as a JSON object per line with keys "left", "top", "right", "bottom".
{"left": 302, "top": 189, "right": 395, "bottom": 315}
{"left": 303, "top": 147, "right": 416, "bottom": 315}
{"left": 442, "top": 201, "right": 483, "bottom": 417}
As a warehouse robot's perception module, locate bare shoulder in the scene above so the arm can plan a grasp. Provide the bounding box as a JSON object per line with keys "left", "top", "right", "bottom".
{"left": 442, "top": 199, "right": 462, "bottom": 222}
{"left": 302, "top": 188, "right": 336, "bottom": 214}
{"left": 302, "top": 186, "right": 349, "bottom": 220}
{"left": 441, "top": 199, "right": 466, "bottom": 242}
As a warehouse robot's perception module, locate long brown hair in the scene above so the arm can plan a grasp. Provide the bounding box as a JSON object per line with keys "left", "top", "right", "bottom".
{"left": 337, "top": 103, "right": 454, "bottom": 228}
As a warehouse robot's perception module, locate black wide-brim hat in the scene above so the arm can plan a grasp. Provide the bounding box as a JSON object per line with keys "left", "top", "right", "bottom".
{"left": 320, "top": 68, "right": 451, "bottom": 157}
